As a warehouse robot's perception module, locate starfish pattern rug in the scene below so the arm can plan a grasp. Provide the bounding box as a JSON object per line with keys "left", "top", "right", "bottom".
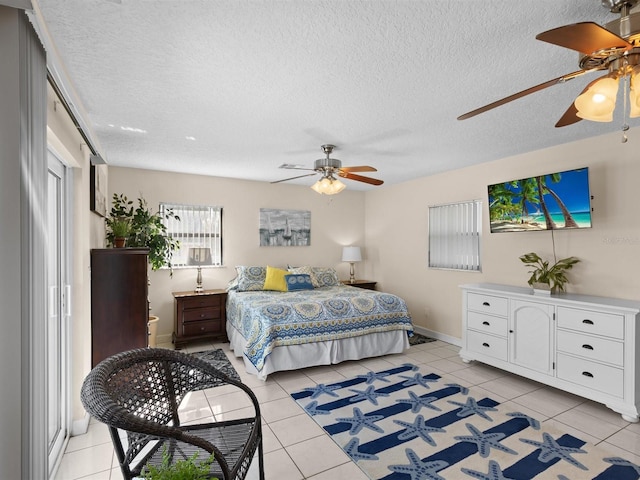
{"left": 291, "top": 363, "right": 640, "bottom": 480}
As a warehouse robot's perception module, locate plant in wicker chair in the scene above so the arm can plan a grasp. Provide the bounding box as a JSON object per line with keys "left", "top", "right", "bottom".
{"left": 80, "top": 348, "right": 264, "bottom": 480}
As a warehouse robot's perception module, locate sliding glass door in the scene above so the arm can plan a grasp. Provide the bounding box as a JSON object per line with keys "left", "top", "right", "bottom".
{"left": 47, "top": 151, "right": 70, "bottom": 475}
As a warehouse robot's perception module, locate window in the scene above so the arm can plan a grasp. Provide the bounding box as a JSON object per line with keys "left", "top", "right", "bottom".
{"left": 428, "top": 200, "right": 481, "bottom": 271}
{"left": 160, "top": 203, "right": 222, "bottom": 267}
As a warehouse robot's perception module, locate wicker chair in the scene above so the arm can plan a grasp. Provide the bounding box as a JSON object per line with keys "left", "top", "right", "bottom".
{"left": 80, "top": 348, "right": 264, "bottom": 480}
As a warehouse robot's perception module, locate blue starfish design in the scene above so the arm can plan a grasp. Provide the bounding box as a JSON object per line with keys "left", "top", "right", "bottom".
{"left": 394, "top": 414, "right": 445, "bottom": 445}
{"left": 396, "top": 391, "right": 442, "bottom": 413}
{"left": 506, "top": 411, "right": 540, "bottom": 429}
{"left": 401, "top": 363, "right": 420, "bottom": 371}
{"left": 455, "top": 423, "right": 517, "bottom": 458}
{"left": 399, "top": 373, "right": 440, "bottom": 389}
{"left": 519, "top": 432, "right": 587, "bottom": 470}
{"left": 603, "top": 457, "right": 640, "bottom": 475}
{"left": 461, "top": 459, "right": 513, "bottom": 479}
{"left": 348, "top": 385, "right": 389, "bottom": 405}
{"left": 388, "top": 448, "right": 449, "bottom": 480}
{"left": 302, "top": 383, "right": 341, "bottom": 399}
{"left": 343, "top": 437, "right": 378, "bottom": 462}
{"left": 303, "top": 400, "right": 331, "bottom": 416}
{"left": 445, "top": 383, "right": 469, "bottom": 395}
{"left": 449, "top": 397, "right": 497, "bottom": 421}
{"left": 356, "top": 371, "right": 392, "bottom": 385}
{"left": 336, "top": 407, "right": 385, "bottom": 435}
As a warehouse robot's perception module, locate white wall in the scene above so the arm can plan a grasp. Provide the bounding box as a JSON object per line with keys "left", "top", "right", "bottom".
{"left": 109, "top": 167, "right": 366, "bottom": 342}
{"left": 364, "top": 127, "right": 640, "bottom": 341}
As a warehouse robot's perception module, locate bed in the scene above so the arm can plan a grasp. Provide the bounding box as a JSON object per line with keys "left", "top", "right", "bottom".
{"left": 226, "top": 266, "right": 413, "bottom": 380}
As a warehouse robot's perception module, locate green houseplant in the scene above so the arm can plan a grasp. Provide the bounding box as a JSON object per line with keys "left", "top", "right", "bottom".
{"left": 106, "top": 217, "right": 131, "bottom": 247}
{"left": 519, "top": 252, "right": 580, "bottom": 294}
{"left": 106, "top": 193, "right": 180, "bottom": 272}
{"left": 140, "top": 447, "right": 215, "bottom": 480}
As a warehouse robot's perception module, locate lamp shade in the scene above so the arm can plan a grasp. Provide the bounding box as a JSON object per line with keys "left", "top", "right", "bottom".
{"left": 187, "top": 247, "right": 212, "bottom": 266}
{"left": 311, "top": 176, "right": 346, "bottom": 195}
{"left": 630, "top": 66, "right": 640, "bottom": 118}
{"left": 575, "top": 76, "right": 618, "bottom": 122}
{"left": 341, "top": 246, "right": 362, "bottom": 262}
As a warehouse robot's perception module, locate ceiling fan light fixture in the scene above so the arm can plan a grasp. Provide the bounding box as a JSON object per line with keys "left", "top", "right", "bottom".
{"left": 310, "top": 176, "right": 346, "bottom": 195}
{"left": 575, "top": 76, "right": 619, "bottom": 121}
{"left": 630, "top": 66, "right": 640, "bottom": 117}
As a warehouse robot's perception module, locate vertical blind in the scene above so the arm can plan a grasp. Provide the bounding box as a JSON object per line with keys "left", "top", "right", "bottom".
{"left": 160, "top": 203, "right": 223, "bottom": 267}
{"left": 428, "top": 200, "right": 481, "bottom": 271}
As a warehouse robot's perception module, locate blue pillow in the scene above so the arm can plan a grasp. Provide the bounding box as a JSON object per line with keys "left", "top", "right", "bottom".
{"left": 285, "top": 274, "right": 314, "bottom": 291}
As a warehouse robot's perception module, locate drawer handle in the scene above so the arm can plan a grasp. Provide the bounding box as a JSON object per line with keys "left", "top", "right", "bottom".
{"left": 482, "top": 321, "right": 490, "bottom": 326}
{"left": 582, "top": 319, "right": 594, "bottom": 325}
{"left": 582, "top": 344, "right": 594, "bottom": 350}
{"left": 200, "top": 327, "right": 206, "bottom": 331}
{"left": 582, "top": 371, "right": 594, "bottom": 378}
{"left": 482, "top": 342, "right": 490, "bottom": 348}
{"left": 482, "top": 302, "right": 490, "bottom": 307}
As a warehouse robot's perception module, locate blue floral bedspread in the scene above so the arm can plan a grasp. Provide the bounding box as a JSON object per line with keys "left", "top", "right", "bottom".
{"left": 227, "top": 285, "right": 413, "bottom": 372}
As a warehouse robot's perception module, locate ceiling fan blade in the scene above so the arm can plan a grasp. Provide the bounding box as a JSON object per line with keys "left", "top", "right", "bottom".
{"left": 554, "top": 75, "right": 606, "bottom": 128}
{"left": 271, "top": 173, "right": 317, "bottom": 184}
{"left": 554, "top": 103, "right": 582, "bottom": 128}
{"left": 536, "top": 22, "right": 632, "bottom": 55}
{"left": 338, "top": 171, "right": 384, "bottom": 186}
{"left": 457, "top": 70, "right": 589, "bottom": 121}
{"left": 339, "top": 166, "right": 377, "bottom": 173}
{"left": 278, "top": 163, "right": 314, "bottom": 171}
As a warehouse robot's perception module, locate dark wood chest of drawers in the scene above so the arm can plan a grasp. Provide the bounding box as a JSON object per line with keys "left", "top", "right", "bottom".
{"left": 172, "top": 289, "right": 227, "bottom": 349}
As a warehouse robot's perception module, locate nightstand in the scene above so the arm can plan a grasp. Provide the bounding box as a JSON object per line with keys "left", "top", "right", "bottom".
{"left": 172, "top": 289, "right": 227, "bottom": 349}
{"left": 341, "top": 280, "right": 377, "bottom": 290}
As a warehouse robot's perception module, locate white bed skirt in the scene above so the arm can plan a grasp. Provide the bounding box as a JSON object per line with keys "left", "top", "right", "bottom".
{"left": 227, "top": 322, "right": 410, "bottom": 380}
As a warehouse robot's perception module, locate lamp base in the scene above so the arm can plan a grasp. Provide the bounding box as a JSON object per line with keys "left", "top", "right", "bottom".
{"left": 349, "top": 263, "right": 356, "bottom": 283}
{"left": 195, "top": 266, "right": 204, "bottom": 293}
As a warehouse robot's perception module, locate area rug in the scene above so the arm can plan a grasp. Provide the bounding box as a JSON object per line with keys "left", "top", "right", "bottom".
{"left": 191, "top": 349, "right": 240, "bottom": 382}
{"left": 409, "top": 333, "right": 436, "bottom": 346}
{"left": 291, "top": 363, "right": 640, "bottom": 480}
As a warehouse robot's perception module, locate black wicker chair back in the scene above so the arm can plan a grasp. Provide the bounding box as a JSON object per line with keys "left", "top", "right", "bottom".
{"left": 80, "top": 348, "right": 264, "bottom": 480}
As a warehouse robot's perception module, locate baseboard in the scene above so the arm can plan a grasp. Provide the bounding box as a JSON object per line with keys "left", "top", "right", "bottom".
{"left": 71, "top": 411, "right": 90, "bottom": 436}
{"left": 157, "top": 333, "right": 173, "bottom": 344}
{"left": 413, "top": 325, "right": 461, "bottom": 347}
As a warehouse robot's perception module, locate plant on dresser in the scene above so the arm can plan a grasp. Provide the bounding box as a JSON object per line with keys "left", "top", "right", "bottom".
{"left": 519, "top": 252, "right": 580, "bottom": 294}
{"left": 460, "top": 283, "right": 640, "bottom": 423}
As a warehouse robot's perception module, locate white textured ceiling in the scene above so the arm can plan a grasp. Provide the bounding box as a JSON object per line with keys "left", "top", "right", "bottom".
{"left": 35, "top": 0, "right": 640, "bottom": 190}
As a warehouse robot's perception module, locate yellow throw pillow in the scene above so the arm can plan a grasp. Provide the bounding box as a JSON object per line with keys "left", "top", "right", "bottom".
{"left": 263, "top": 265, "right": 289, "bottom": 292}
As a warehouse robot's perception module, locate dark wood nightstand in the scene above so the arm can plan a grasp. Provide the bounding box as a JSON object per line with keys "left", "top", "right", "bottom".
{"left": 172, "top": 289, "right": 227, "bottom": 349}
{"left": 341, "top": 280, "right": 377, "bottom": 290}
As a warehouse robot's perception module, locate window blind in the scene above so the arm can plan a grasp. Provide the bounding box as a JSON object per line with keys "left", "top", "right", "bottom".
{"left": 160, "top": 203, "right": 222, "bottom": 267}
{"left": 428, "top": 200, "right": 481, "bottom": 271}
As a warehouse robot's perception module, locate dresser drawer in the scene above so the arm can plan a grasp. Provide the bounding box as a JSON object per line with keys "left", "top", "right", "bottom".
{"left": 466, "top": 330, "right": 508, "bottom": 361}
{"left": 183, "top": 306, "right": 220, "bottom": 322}
{"left": 556, "top": 330, "right": 623, "bottom": 366}
{"left": 467, "top": 293, "right": 508, "bottom": 317}
{"left": 182, "top": 319, "right": 223, "bottom": 337}
{"left": 468, "top": 311, "right": 508, "bottom": 337}
{"left": 556, "top": 353, "right": 623, "bottom": 398}
{"left": 557, "top": 307, "right": 624, "bottom": 339}
{"left": 181, "top": 295, "right": 221, "bottom": 310}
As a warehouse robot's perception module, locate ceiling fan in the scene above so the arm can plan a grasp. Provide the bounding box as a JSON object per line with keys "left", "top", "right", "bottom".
{"left": 458, "top": 0, "right": 640, "bottom": 131}
{"left": 272, "top": 144, "right": 383, "bottom": 194}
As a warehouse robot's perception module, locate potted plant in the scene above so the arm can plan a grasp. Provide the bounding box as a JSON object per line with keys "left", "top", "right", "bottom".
{"left": 106, "top": 193, "right": 180, "bottom": 272}
{"left": 107, "top": 217, "right": 131, "bottom": 248}
{"left": 519, "top": 252, "right": 580, "bottom": 294}
{"left": 139, "top": 447, "right": 215, "bottom": 480}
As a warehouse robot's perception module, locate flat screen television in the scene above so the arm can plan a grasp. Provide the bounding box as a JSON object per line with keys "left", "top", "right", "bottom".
{"left": 488, "top": 167, "right": 592, "bottom": 233}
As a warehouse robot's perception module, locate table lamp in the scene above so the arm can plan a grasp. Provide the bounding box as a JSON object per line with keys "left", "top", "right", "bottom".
{"left": 187, "top": 247, "right": 212, "bottom": 292}
{"left": 341, "top": 246, "right": 362, "bottom": 284}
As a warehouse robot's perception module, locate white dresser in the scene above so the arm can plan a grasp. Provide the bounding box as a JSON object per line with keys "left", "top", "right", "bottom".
{"left": 460, "top": 283, "right": 640, "bottom": 422}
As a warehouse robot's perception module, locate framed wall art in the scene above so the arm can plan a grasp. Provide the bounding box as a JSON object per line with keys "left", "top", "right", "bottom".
{"left": 259, "top": 208, "right": 310, "bottom": 246}
{"left": 90, "top": 163, "right": 107, "bottom": 217}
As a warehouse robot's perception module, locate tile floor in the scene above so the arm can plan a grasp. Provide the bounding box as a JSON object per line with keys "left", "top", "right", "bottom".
{"left": 53, "top": 339, "right": 640, "bottom": 479}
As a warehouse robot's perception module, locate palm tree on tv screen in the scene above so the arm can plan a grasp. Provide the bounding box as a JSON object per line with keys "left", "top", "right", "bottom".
{"left": 534, "top": 173, "right": 578, "bottom": 230}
